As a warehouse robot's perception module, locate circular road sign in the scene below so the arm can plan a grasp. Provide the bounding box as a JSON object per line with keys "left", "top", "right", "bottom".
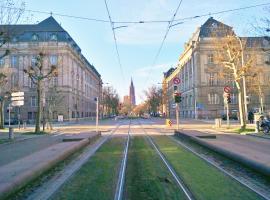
{"left": 173, "top": 77, "right": 181, "bottom": 85}
{"left": 224, "top": 86, "right": 231, "bottom": 93}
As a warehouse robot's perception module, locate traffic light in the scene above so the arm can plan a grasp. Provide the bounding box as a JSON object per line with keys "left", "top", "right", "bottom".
{"left": 227, "top": 93, "right": 231, "bottom": 104}
{"left": 174, "top": 92, "right": 182, "bottom": 103}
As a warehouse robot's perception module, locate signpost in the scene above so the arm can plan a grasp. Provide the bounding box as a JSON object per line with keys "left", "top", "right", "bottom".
{"left": 95, "top": 97, "right": 99, "bottom": 133}
{"left": 11, "top": 92, "right": 24, "bottom": 130}
{"left": 223, "top": 86, "right": 231, "bottom": 128}
{"left": 173, "top": 77, "right": 181, "bottom": 130}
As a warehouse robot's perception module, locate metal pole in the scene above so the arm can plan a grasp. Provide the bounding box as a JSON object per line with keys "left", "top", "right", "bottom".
{"left": 176, "top": 103, "right": 179, "bottom": 130}
{"left": 227, "top": 103, "right": 230, "bottom": 128}
{"left": 8, "top": 104, "right": 11, "bottom": 128}
{"left": 18, "top": 107, "right": 21, "bottom": 130}
{"left": 96, "top": 97, "right": 99, "bottom": 133}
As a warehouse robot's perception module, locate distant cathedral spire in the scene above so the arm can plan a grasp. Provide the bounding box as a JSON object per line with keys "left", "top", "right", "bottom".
{"left": 129, "top": 78, "right": 136, "bottom": 106}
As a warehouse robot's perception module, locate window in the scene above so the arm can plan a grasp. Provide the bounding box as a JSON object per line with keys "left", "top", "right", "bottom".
{"left": 207, "top": 54, "right": 214, "bottom": 64}
{"left": 31, "top": 96, "right": 37, "bottom": 107}
{"left": 31, "top": 56, "right": 37, "bottom": 67}
{"left": 11, "top": 74, "right": 18, "bottom": 88}
{"left": 0, "top": 58, "right": 4, "bottom": 67}
{"left": 52, "top": 77, "right": 58, "bottom": 86}
{"left": 231, "top": 93, "right": 237, "bottom": 104}
{"left": 50, "top": 34, "right": 57, "bottom": 41}
{"left": 50, "top": 55, "right": 58, "bottom": 65}
{"left": 32, "top": 34, "right": 39, "bottom": 41}
{"left": 207, "top": 73, "right": 217, "bottom": 86}
{"left": 208, "top": 93, "right": 219, "bottom": 104}
{"left": 11, "top": 56, "right": 18, "bottom": 68}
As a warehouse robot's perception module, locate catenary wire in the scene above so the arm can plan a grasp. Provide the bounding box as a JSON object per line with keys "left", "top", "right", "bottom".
{"left": 104, "top": 0, "right": 126, "bottom": 84}
{"left": 144, "top": 0, "right": 184, "bottom": 85}
{"left": 0, "top": 2, "right": 269, "bottom": 24}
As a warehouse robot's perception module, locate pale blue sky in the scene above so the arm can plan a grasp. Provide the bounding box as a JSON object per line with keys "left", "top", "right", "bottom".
{"left": 21, "top": 0, "right": 269, "bottom": 103}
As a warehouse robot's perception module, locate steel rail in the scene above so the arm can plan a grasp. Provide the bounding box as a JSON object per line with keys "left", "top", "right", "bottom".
{"left": 114, "top": 120, "right": 131, "bottom": 200}
{"left": 138, "top": 120, "right": 194, "bottom": 200}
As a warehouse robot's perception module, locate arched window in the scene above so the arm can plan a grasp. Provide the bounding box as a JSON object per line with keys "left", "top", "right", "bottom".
{"left": 50, "top": 34, "right": 57, "bottom": 41}
{"left": 32, "top": 34, "right": 39, "bottom": 41}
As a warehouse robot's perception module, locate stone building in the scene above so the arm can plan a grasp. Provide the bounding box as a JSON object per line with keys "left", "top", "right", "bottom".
{"left": 0, "top": 16, "right": 102, "bottom": 122}
{"left": 129, "top": 78, "right": 136, "bottom": 106}
{"left": 162, "top": 17, "right": 270, "bottom": 119}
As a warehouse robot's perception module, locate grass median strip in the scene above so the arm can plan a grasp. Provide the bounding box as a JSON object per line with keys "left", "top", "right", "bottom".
{"left": 124, "top": 136, "right": 187, "bottom": 200}
{"left": 153, "top": 136, "right": 264, "bottom": 200}
{"left": 51, "top": 137, "right": 125, "bottom": 200}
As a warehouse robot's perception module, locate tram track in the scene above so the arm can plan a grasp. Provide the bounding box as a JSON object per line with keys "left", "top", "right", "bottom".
{"left": 114, "top": 120, "right": 131, "bottom": 200}
{"left": 145, "top": 120, "right": 269, "bottom": 200}
{"left": 137, "top": 120, "right": 195, "bottom": 200}
{"left": 23, "top": 123, "right": 122, "bottom": 200}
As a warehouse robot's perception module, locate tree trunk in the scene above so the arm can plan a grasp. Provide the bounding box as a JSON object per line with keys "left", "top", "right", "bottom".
{"left": 236, "top": 81, "right": 246, "bottom": 129}
{"left": 0, "top": 100, "right": 4, "bottom": 129}
{"left": 35, "top": 81, "right": 41, "bottom": 133}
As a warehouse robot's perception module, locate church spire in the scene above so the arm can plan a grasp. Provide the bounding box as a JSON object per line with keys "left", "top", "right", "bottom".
{"left": 129, "top": 77, "right": 136, "bottom": 106}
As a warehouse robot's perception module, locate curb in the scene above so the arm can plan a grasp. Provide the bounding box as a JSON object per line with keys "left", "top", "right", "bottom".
{"left": 174, "top": 131, "right": 270, "bottom": 177}
{"left": 0, "top": 133, "right": 100, "bottom": 200}
{"left": 247, "top": 133, "right": 270, "bottom": 140}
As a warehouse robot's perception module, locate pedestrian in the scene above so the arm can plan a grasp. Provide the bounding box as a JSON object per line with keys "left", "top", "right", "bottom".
{"left": 248, "top": 111, "right": 254, "bottom": 124}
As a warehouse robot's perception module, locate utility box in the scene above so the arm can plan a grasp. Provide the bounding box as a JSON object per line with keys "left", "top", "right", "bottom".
{"left": 254, "top": 113, "right": 264, "bottom": 133}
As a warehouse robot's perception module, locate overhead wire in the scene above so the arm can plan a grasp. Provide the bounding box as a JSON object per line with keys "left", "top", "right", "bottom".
{"left": 104, "top": 0, "right": 126, "bottom": 84}
{"left": 0, "top": 2, "right": 269, "bottom": 24}
{"left": 144, "top": 0, "right": 184, "bottom": 85}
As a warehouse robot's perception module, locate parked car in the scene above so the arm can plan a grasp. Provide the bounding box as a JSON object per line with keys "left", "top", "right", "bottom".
{"left": 259, "top": 116, "right": 270, "bottom": 134}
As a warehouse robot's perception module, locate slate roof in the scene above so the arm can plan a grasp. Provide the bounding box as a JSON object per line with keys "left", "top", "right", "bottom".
{"left": 199, "top": 17, "right": 234, "bottom": 38}
{"left": 0, "top": 16, "right": 100, "bottom": 77}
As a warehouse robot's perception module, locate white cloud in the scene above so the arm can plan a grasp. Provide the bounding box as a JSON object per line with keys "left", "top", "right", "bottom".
{"left": 134, "top": 62, "right": 176, "bottom": 77}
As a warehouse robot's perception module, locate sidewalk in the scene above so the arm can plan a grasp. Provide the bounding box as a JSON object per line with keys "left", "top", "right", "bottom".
{"left": 175, "top": 129, "right": 270, "bottom": 176}
{"left": 0, "top": 132, "right": 99, "bottom": 199}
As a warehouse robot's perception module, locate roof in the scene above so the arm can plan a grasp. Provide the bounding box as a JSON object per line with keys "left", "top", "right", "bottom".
{"left": 199, "top": 17, "right": 234, "bottom": 38}
{"left": 0, "top": 16, "right": 101, "bottom": 77}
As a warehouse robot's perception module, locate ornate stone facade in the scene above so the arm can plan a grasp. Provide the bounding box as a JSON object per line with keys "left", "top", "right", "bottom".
{"left": 0, "top": 16, "right": 102, "bottom": 122}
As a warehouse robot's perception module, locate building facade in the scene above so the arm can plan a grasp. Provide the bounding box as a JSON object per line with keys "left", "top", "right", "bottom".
{"left": 0, "top": 16, "right": 102, "bottom": 122}
{"left": 162, "top": 17, "right": 270, "bottom": 119}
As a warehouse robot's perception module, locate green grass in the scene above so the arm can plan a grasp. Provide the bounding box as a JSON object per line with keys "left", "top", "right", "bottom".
{"left": 235, "top": 128, "right": 255, "bottom": 134}
{"left": 51, "top": 137, "right": 125, "bottom": 200}
{"left": 153, "top": 136, "right": 264, "bottom": 200}
{"left": 0, "top": 138, "right": 11, "bottom": 144}
{"left": 124, "top": 137, "right": 186, "bottom": 200}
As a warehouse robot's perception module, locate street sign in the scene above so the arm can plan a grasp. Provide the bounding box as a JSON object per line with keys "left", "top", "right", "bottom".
{"left": 11, "top": 96, "right": 24, "bottom": 101}
{"left": 173, "top": 77, "right": 181, "bottom": 85}
{"left": 12, "top": 101, "right": 24, "bottom": 106}
{"left": 224, "top": 86, "right": 231, "bottom": 93}
{"left": 11, "top": 92, "right": 24, "bottom": 97}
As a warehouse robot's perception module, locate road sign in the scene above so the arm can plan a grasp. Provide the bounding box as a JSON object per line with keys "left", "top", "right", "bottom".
{"left": 11, "top": 96, "right": 24, "bottom": 101}
{"left": 224, "top": 86, "right": 231, "bottom": 93}
{"left": 173, "top": 77, "right": 181, "bottom": 85}
{"left": 11, "top": 92, "right": 24, "bottom": 97}
{"left": 12, "top": 101, "right": 24, "bottom": 106}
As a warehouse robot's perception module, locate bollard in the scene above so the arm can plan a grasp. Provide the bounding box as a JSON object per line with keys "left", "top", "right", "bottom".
{"left": 23, "top": 122, "right": 26, "bottom": 129}
{"left": 255, "top": 121, "right": 260, "bottom": 133}
{"left": 9, "top": 127, "right": 14, "bottom": 140}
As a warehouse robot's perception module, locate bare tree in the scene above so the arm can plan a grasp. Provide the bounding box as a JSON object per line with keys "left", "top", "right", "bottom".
{"left": 101, "top": 86, "right": 120, "bottom": 116}
{"left": 0, "top": 0, "right": 25, "bottom": 129}
{"left": 144, "top": 86, "right": 162, "bottom": 116}
{"left": 45, "top": 85, "right": 64, "bottom": 130}
{"left": 23, "top": 52, "right": 57, "bottom": 133}
{"left": 215, "top": 35, "right": 254, "bottom": 129}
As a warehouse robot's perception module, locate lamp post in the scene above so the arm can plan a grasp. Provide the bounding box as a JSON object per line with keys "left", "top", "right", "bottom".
{"left": 236, "top": 36, "right": 248, "bottom": 120}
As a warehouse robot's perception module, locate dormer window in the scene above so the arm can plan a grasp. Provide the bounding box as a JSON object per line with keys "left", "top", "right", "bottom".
{"left": 50, "top": 34, "right": 57, "bottom": 41}
{"left": 32, "top": 34, "right": 39, "bottom": 41}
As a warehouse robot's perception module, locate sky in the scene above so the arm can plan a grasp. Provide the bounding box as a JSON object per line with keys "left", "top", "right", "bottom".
{"left": 18, "top": 0, "right": 270, "bottom": 103}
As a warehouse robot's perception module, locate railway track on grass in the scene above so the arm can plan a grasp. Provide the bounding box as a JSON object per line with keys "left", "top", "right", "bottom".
{"left": 114, "top": 120, "right": 131, "bottom": 200}
{"left": 146, "top": 121, "right": 270, "bottom": 200}
{"left": 25, "top": 123, "right": 122, "bottom": 200}
{"left": 137, "top": 120, "right": 195, "bottom": 200}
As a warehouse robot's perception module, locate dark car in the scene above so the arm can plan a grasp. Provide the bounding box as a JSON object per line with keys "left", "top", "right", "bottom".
{"left": 259, "top": 117, "right": 270, "bottom": 134}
